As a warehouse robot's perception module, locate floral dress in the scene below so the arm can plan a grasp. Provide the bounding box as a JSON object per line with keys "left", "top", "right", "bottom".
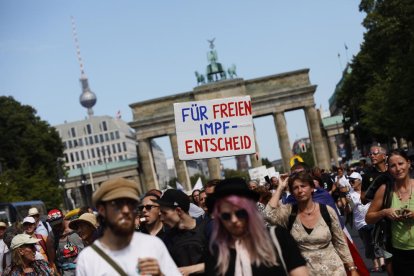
{"left": 264, "top": 203, "right": 353, "bottom": 276}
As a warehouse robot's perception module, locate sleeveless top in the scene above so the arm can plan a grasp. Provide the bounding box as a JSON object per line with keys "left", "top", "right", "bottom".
{"left": 391, "top": 192, "right": 414, "bottom": 250}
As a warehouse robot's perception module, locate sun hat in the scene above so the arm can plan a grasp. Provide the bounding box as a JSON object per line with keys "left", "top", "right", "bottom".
{"left": 92, "top": 177, "right": 140, "bottom": 207}
{"left": 28, "top": 207, "right": 40, "bottom": 216}
{"left": 0, "top": 221, "right": 7, "bottom": 228}
{"left": 22, "top": 216, "right": 36, "bottom": 224}
{"left": 206, "top": 178, "right": 259, "bottom": 211}
{"left": 349, "top": 172, "right": 363, "bottom": 181}
{"left": 69, "top": 213, "right": 98, "bottom": 230}
{"left": 11, "top": 234, "right": 40, "bottom": 250}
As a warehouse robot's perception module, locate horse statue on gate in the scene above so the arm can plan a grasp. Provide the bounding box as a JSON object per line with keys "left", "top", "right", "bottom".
{"left": 227, "top": 64, "right": 237, "bottom": 79}
{"left": 195, "top": 71, "right": 206, "bottom": 85}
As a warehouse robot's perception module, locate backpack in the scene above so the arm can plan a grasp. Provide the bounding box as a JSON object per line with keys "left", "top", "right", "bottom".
{"left": 287, "top": 203, "right": 331, "bottom": 232}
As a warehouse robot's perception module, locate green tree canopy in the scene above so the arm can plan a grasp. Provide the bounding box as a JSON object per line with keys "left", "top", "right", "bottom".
{"left": 337, "top": 0, "right": 414, "bottom": 144}
{"left": 0, "top": 96, "right": 64, "bottom": 207}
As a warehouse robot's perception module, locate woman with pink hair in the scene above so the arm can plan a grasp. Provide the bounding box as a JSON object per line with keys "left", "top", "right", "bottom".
{"left": 205, "top": 178, "right": 308, "bottom": 276}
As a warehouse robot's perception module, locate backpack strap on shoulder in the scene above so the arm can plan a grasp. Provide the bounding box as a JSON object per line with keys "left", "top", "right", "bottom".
{"left": 288, "top": 204, "right": 298, "bottom": 231}
{"left": 319, "top": 203, "right": 332, "bottom": 231}
{"left": 90, "top": 244, "right": 128, "bottom": 276}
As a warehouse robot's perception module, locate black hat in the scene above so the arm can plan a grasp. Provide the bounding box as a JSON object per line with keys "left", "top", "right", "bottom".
{"left": 206, "top": 178, "right": 259, "bottom": 211}
{"left": 153, "top": 189, "right": 190, "bottom": 213}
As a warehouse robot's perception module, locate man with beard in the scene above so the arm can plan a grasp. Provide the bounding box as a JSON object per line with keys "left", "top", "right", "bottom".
{"left": 76, "top": 178, "right": 180, "bottom": 276}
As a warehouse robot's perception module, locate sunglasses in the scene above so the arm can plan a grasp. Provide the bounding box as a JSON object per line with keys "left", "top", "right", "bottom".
{"left": 220, "top": 209, "right": 248, "bottom": 221}
{"left": 138, "top": 205, "right": 159, "bottom": 211}
{"left": 107, "top": 198, "right": 138, "bottom": 210}
{"left": 369, "top": 151, "right": 381, "bottom": 156}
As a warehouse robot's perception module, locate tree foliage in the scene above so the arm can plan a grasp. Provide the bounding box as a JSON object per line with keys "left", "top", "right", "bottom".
{"left": 0, "top": 96, "right": 64, "bottom": 207}
{"left": 337, "top": 0, "right": 414, "bottom": 144}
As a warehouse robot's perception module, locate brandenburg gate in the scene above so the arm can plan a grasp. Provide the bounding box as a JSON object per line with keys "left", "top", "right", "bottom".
{"left": 129, "top": 43, "right": 331, "bottom": 191}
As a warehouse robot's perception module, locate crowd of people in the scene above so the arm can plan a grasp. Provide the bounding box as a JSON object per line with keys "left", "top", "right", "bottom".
{"left": 1, "top": 145, "right": 414, "bottom": 275}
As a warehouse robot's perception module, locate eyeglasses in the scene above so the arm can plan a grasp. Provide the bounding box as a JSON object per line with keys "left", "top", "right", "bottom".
{"left": 138, "top": 205, "right": 159, "bottom": 211}
{"left": 107, "top": 198, "right": 138, "bottom": 210}
{"left": 220, "top": 209, "right": 248, "bottom": 221}
{"left": 369, "top": 151, "right": 381, "bottom": 156}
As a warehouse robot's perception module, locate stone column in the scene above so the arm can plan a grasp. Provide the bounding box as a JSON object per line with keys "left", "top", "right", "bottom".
{"left": 250, "top": 126, "right": 262, "bottom": 168}
{"left": 304, "top": 106, "right": 330, "bottom": 169}
{"left": 328, "top": 136, "right": 339, "bottom": 167}
{"left": 273, "top": 112, "right": 292, "bottom": 172}
{"left": 207, "top": 158, "right": 221, "bottom": 180}
{"left": 169, "top": 133, "right": 191, "bottom": 191}
{"left": 137, "top": 138, "right": 159, "bottom": 191}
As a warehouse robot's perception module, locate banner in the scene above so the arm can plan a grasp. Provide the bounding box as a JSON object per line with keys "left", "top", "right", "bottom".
{"left": 174, "top": 96, "right": 255, "bottom": 160}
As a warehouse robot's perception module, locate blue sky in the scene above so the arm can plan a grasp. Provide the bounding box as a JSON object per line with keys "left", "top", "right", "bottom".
{"left": 0, "top": 1, "right": 365, "bottom": 168}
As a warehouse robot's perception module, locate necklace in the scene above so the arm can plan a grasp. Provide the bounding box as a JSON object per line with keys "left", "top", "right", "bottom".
{"left": 300, "top": 202, "right": 316, "bottom": 215}
{"left": 397, "top": 183, "right": 412, "bottom": 201}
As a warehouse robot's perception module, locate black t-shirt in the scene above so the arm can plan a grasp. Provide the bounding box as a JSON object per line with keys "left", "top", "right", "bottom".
{"left": 205, "top": 226, "right": 306, "bottom": 276}
{"left": 162, "top": 218, "right": 207, "bottom": 271}
{"left": 361, "top": 166, "right": 387, "bottom": 192}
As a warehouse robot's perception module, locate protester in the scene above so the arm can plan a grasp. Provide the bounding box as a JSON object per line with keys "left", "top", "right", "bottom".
{"left": 347, "top": 172, "right": 384, "bottom": 272}
{"left": 265, "top": 171, "right": 358, "bottom": 275}
{"left": 198, "top": 190, "right": 208, "bottom": 213}
{"left": 48, "top": 208, "right": 83, "bottom": 275}
{"left": 362, "top": 145, "right": 389, "bottom": 202}
{"left": 0, "top": 221, "right": 8, "bottom": 274}
{"left": 2, "top": 223, "right": 23, "bottom": 272}
{"left": 191, "top": 189, "right": 201, "bottom": 206}
{"left": 138, "top": 191, "right": 166, "bottom": 239}
{"left": 155, "top": 189, "right": 206, "bottom": 275}
{"left": 22, "top": 216, "right": 50, "bottom": 262}
{"left": 205, "top": 178, "right": 308, "bottom": 276}
{"left": 204, "top": 179, "right": 220, "bottom": 195}
{"left": 247, "top": 179, "right": 258, "bottom": 190}
{"left": 3, "top": 234, "right": 52, "bottom": 275}
{"left": 28, "top": 207, "right": 51, "bottom": 237}
{"left": 366, "top": 149, "right": 414, "bottom": 275}
{"left": 68, "top": 213, "right": 98, "bottom": 246}
{"left": 76, "top": 177, "right": 180, "bottom": 275}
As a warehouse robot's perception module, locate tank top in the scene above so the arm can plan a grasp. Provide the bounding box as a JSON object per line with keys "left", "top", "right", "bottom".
{"left": 390, "top": 192, "right": 414, "bottom": 250}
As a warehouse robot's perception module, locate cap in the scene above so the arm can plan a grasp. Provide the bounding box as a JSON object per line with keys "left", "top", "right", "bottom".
{"left": 92, "top": 178, "right": 140, "bottom": 207}
{"left": 22, "top": 216, "right": 36, "bottom": 224}
{"left": 206, "top": 178, "right": 259, "bottom": 211}
{"left": 69, "top": 213, "right": 98, "bottom": 230}
{"left": 153, "top": 189, "right": 190, "bottom": 213}
{"left": 47, "top": 209, "right": 64, "bottom": 226}
{"left": 11, "top": 234, "right": 40, "bottom": 250}
{"left": 28, "top": 207, "right": 39, "bottom": 216}
{"left": 0, "top": 221, "right": 7, "bottom": 228}
{"left": 349, "top": 172, "right": 362, "bottom": 181}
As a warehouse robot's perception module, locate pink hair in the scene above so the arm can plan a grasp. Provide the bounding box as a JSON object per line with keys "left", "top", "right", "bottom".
{"left": 209, "top": 195, "right": 277, "bottom": 275}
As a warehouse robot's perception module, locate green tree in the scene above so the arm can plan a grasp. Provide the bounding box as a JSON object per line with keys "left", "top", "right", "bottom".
{"left": 223, "top": 169, "right": 249, "bottom": 180}
{"left": 0, "top": 96, "right": 64, "bottom": 207}
{"left": 337, "top": 0, "right": 414, "bottom": 145}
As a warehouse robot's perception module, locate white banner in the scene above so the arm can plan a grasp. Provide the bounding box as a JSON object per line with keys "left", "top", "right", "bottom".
{"left": 174, "top": 96, "right": 255, "bottom": 160}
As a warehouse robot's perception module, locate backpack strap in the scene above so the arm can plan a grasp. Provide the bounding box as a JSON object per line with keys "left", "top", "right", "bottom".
{"left": 288, "top": 204, "right": 298, "bottom": 231}
{"left": 319, "top": 204, "right": 332, "bottom": 232}
{"left": 269, "top": 226, "right": 288, "bottom": 276}
{"left": 90, "top": 244, "right": 128, "bottom": 276}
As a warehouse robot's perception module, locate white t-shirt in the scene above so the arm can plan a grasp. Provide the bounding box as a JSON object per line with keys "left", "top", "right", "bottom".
{"left": 35, "top": 221, "right": 51, "bottom": 237}
{"left": 76, "top": 232, "right": 181, "bottom": 276}
{"left": 0, "top": 239, "right": 9, "bottom": 274}
{"left": 348, "top": 190, "right": 371, "bottom": 230}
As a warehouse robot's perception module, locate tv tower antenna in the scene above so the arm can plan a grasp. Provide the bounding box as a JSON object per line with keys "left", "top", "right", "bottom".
{"left": 71, "top": 16, "right": 97, "bottom": 117}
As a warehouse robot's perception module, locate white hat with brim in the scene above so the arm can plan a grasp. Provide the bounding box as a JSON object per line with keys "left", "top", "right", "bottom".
{"left": 23, "top": 216, "right": 36, "bottom": 224}
{"left": 0, "top": 221, "right": 7, "bottom": 228}
{"left": 28, "top": 207, "right": 39, "bottom": 216}
{"left": 11, "top": 234, "right": 40, "bottom": 250}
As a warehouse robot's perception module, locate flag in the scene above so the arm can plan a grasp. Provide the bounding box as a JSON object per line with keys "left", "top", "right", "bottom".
{"left": 176, "top": 181, "right": 185, "bottom": 192}
{"left": 338, "top": 53, "right": 341, "bottom": 58}
{"left": 116, "top": 110, "right": 121, "bottom": 119}
{"left": 192, "top": 177, "right": 203, "bottom": 192}
{"left": 344, "top": 43, "right": 348, "bottom": 50}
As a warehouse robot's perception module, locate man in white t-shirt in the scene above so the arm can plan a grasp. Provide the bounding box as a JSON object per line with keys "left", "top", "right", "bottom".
{"left": 76, "top": 178, "right": 180, "bottom": 276}
{"left": 28, "top": 207, "right": 51, "bottom": 237}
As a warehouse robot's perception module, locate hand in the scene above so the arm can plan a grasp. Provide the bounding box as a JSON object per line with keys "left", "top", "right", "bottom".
{"left": 402, "top": 208, "right": 413, "bottom": 219}
{"left": 384, "top": 208, "right": 403, "bottom": 221}
{"left": 279, "top": 173, "right": 289, "bottom": 189}
{"left": 138, "top": 258, "right": 162, "bottom": 276}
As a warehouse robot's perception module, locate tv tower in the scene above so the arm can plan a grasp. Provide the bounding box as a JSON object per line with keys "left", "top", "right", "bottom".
{"left": 71, "top": 16, "right": 97, "bottom": 117}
